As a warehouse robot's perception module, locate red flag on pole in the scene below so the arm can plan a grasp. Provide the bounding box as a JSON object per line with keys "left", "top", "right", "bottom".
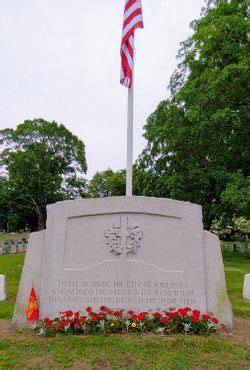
{"left": 120, "top": 0, "right": 144, "bottom": 88}
{"left": 26, "top": 286, "right": 39, "bottom": 322}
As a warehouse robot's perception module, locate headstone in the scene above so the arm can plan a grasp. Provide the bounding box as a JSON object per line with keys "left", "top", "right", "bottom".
{"left": 229, "top": 243, "right": 237, "bottom": 252}
{"left": 0, "top": 275, "right": 7, "bottom": 301}
{"left": 240, "top": 244, "right": 248, "bottom": 253}
{"left": 12, "top": 196, "right": 233, "bottom": 328}
{"left": 243, "top": 274, "right": 250, "bottom": 299}
{"left": 10, "top": 242, "right": 17, "bottom": 254}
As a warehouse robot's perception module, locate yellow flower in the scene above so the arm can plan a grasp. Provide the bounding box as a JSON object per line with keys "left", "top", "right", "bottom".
{"left": 131, "top": 322, "right": 137, "bottom": 328}
{"left": 110, "top": 323, "right": 115, "bottom": 327}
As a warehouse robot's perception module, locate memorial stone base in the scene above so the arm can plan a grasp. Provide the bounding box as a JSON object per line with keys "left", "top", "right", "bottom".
{"left": 12, "top": 196, "right": 233, "bottom": 328}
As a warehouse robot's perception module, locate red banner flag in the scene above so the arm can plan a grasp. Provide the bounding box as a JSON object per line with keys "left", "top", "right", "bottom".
{"left": 26, "top": 286, "right": 39, "bottom": 322}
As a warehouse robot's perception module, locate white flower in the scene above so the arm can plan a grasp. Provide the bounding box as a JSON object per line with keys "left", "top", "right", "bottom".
{"left": 29, "top": 323, "right": 38, "bottom": 330}
{"left": 182, "top": 323, "right": 192, "bottom": 334}
{"left": 97, "top": 319, "right": 106, "bottom": 332}
{"left": 38, "top": 328, "right": 46, "bottom": 336}
{"left": 207, "top": 322, "right": 215, "bottom": 330}
{"left": 125, "top": 319, "right": 131, "bottom": 331}
{"left": 155, "top": 327, "right": 165, "bottom": 334}
{"left": 65, "top": 324, "right": 70, "bottom": 332}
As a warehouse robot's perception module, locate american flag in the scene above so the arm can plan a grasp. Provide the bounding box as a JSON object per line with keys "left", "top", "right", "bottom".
{"left": 120, "top": 0, "right": 144, "bottom": 88}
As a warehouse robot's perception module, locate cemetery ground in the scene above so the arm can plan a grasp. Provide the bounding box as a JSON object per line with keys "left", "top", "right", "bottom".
{"left": 0, "top": 253, "right": 249, "bottom": 369}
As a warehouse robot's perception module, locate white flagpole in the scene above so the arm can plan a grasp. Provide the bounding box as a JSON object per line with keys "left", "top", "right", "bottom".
{"left": 126, "top": 73, "right": 134, "bottom": 196}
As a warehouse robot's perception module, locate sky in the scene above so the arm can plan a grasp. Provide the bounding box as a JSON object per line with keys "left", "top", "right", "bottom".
{"left": 0, "top": 0, "right": 205, "bottom": 178}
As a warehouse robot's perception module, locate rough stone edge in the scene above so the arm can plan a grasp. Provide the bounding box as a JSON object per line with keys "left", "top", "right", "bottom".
{"left": 11, "top": 230, "right": 45, "bottom": 328}
{"left": 203, "top": 230, "right": 233, "bottom": 328}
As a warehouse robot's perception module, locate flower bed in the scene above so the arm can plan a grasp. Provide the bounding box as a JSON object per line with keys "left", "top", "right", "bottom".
{"left": 34, "top": 306, "right": 223, "bottom": 337}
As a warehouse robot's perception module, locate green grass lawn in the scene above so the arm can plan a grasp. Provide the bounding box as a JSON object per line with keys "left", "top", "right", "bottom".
{"left": 0, "top": 251, "right": 249, "bottom": 369}
{"left": 223, "top": 251, "right": 250, "bottom": 316}
{"left": 0, "top": 253, "right": 24, "bottom": 319}
{"left": 1, "top": 333, "right": 249, "bottom": 369}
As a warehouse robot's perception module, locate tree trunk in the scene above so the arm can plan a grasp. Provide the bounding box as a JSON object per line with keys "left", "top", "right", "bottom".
{"left": 37, "top": 209, "right": 46, "bottom": 230}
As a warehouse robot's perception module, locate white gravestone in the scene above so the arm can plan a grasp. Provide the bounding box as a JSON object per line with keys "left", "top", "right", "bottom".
{"left": 243, "top": 274, "right": 250, "bottom": 299}
{"left": 0, "top": 275, "right": 7, "bottom": 301}
{"left": 12, "top": 196, "right": 233, "bottom": 327}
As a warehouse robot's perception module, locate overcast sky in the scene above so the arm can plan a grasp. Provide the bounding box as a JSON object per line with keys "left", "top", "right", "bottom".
{"left": 0, "top": 0, "right": 205, "bottom": 178}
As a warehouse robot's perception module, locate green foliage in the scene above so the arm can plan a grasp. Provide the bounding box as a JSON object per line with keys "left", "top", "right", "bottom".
{"left": 135, "top": 0, "right": 249, "bottom": 228}
{"left": 0, "top": 119, "right": 87, "bottom": 230}
{"left": 88, "top": 168, "right": 126, "bottom": 198}
{"left": 210, "top": 215, "right": 250, "bottom": 240}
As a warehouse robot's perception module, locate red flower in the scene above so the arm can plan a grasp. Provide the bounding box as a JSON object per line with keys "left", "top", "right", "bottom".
{"left": 59, "top": 321, "right": 68, "bottom": 328}
{"left": 212, "top": 317, "right": 219, "bottom": 324}
{"left": 65, "top": 310, "right": 73, "bottom": 317}
{"left": 128, "top": 310, "right": 134, "bottom": 315}
{"left": 131, "top": 314, "right": 138, "bottom": 320}
{"left": 114, "top": 310, "right": 123, "bottom": 317}
{"left": 98, "top": 312, "right": 106, "bottom": 317}
{"left": 167, "top": 311, "right": 179, "bottom": 318}
{"left": 192, "top": 309, "right": 200, "bottom": 316}
{"left": 92, "top": 315, "right": 100, "bottom": 321}
{"left": 184, "top": 307, "right": 192, "bottom": 312}
{"left": 79, "top": 316, "right": 86, "bottom": 323}
{"left": 202, "top": 314, "right": 211, "bottom": 320}
{"left": 178, "top": 308, "right": 188, "bottom": 317}
{"left": 192, "top": 316, "right": 200, "bottom": 323}
{"left": 100, "top": 306, "right": 108, "bottom": 311}
{"left": 221, "top": 323, "right": 226, "bottom": 329}
{"left": 153, "top": 312, "right": 162, "bottom": 318}
{"left": 160, "top": 317, "right": 169, "bottom": 324}
{"left": 86, "top": 306, "right": 92, "bottom": 312}
{"left": 137, "top": 313, "right": 146, "bottom": 321}
{"left": 44, "top": 318, "right": 54, "bottom": 326}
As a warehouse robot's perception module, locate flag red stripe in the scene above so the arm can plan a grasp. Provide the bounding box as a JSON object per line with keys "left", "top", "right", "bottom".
{"left": 125, "top": 0, "right": 137, "bottom": 12}
{"left": 120, "top": 0, "right": 144, "bottom": 88}
{"left": 122, "top": 9, "right": 143, "bottom": 37}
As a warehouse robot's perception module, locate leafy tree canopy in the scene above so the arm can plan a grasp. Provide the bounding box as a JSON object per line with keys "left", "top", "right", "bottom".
{"left": 88, "top": 169, "right": 126, "bottom": 198}
{"left": 135, "top": 0, "right": 249, "bottom": 228}
{"left": 0, "top": 119, "right": 87, "bottom": 230}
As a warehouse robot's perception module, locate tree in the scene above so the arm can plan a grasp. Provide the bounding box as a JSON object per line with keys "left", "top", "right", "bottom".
{"left": 0, "top": 119, "right": 87, "bottom": 230}
{"left": 135, "top": 0, "right": 249, "bottom": 228}
{"left": 88, "top": 169, "right": 126, "bottom": 198}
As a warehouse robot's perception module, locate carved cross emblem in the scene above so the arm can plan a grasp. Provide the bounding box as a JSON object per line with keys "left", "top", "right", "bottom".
{"left": 104, "top": 215, "right": 143, "bottom": 258}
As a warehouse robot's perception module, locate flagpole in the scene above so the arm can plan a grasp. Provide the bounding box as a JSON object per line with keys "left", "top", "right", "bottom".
{"left": 126, "top": 75, "right": 134, "bottom": 196}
